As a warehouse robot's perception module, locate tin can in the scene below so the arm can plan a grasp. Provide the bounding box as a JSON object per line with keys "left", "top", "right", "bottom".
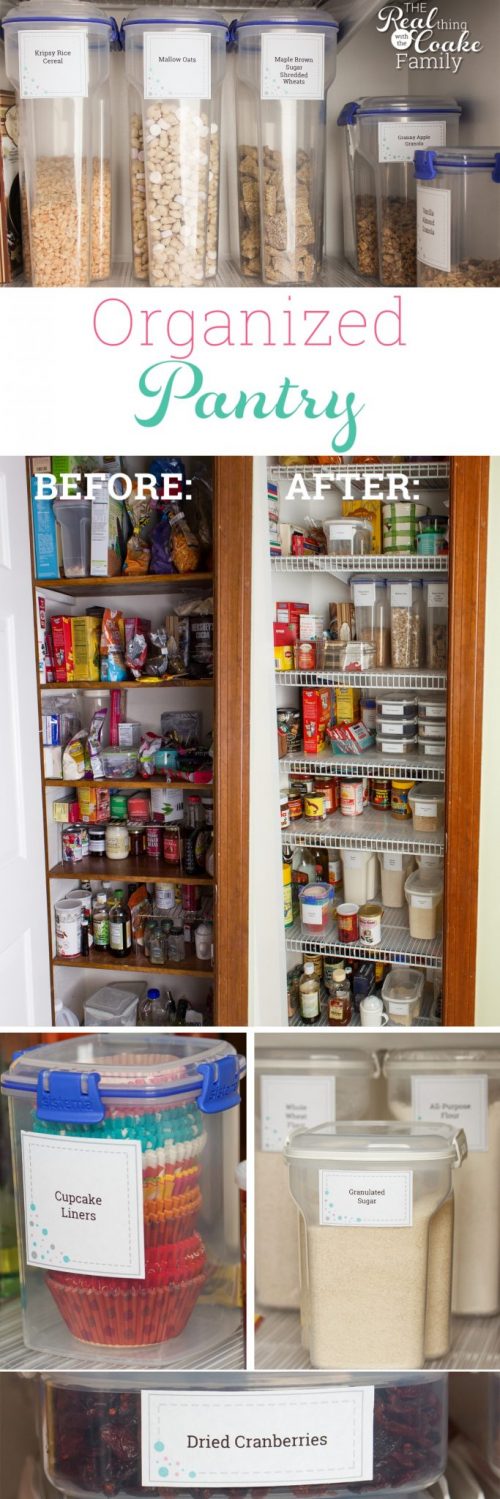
{"left": 163, "top": 825, "right": 182, "bottom": 865}
{"left": 146, "top": 822, "right": 162, "bottom": 859}
{"left": 359, "top": 901, "right": 384, "bottom": 946}
{"left": 340, "top": 781, "right": 364, "bottom": 817}
{"left": 297, "top": 640, "right": 316, "bottom": 670}
{"left": 288, "top": 794, "right": 303, "bottom": 820}
{"left": 62, "top": 824, "right": 89, "bottom": 863}
{"left": 280, "top": 795, "right": 290, "bottom": 829}
{"left": 54, "top": 897, "right": 82, "bottom": 957}
{"left": 305, "top": 793, "right": 326, "bottom": 820}
{"left": 336, "top": 902, "right": 360, "bottom": 942}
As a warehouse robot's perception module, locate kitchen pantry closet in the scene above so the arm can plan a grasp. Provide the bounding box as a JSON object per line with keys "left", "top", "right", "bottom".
{"left": 250, "top": 456, "right": 489, "bottom": 1028}
{"left": 0, "top": 456, "right": 250, "bottom": 1026}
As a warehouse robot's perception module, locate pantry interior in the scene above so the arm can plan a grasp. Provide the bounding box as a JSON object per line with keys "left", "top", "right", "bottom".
{"left": 254, "top": 1030, "right": 500, "bottom": 1372}
{"left": 0, "top": 455, "right": 250, "bottom": 1027}
{"left": 0, "top": 0, "right": 499, "bottom": 288}
{"left": 250, "top": 456, "right": 489, "bottom": 1028}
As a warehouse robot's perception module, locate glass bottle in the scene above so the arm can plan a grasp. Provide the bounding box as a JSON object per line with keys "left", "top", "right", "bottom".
{"left": 328, "top": 964, "right": 352, "bottom": 1027}
{"left": 137, "top": 987, "right": 172, "bottom": 1024}
{"left": 182, "top": 795, "right": 206, "bottom": 875}
{"left": 300, "top": 961, "right": 321, "bottom": 1025}
{"left": 109, "top": 889, "right": 132, "bottom": 957}
{"left": 283, "top": 847, "right": 294, "bottom": 929}
{"left": 92, "top": 891, "right": 109, "bottom": 950}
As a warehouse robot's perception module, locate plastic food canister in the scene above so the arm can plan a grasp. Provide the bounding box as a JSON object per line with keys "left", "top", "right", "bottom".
{"left": 255, "top": 1046, "right": 378, "bottom": 1313}
{"left": 53, "top": 498, "right": 92, "bottom": 577}
{"left": 284, "top": 1121, "right": 466, "bottom": 1370}
{"left": 337, "top": 97, "right": 460, "bottom": 285}
{"left": 3, "top": 0, "right": 115, "bottom": 286}
{"left": 122, "top": 8, "right": 227, "bottom": 286}
{"left": 416, "top": 148, "right": 500, "bottom": 287}
{"left": 1, "top": 1035, "right": 246, "bottom": 1361}
{"left": 351, "top": 578, "right": 390, "bottom": 667}
{"left": 40, "top": 1370, "right": 449, "bottom": 1499}
{"left": 234, "top": 11, "right": 339, "bottom": 285}
{"left": 384, "top": 1048, "right": 500, "bottom": 1318}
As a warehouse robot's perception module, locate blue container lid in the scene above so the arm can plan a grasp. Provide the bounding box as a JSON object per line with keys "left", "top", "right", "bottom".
{"left": 234, "top": 9, "right": 339, "bottom": 34}
{"left": 299, "top": 881, "right": 332, "bottom": 904}
{"left": 338, "top": 95, "right": 460, "bottom": 127}
{"left": 415, "top": 147, "right": 500, "bottom": 182}
{"left": 2, "top": 1035, "right": 245, "bottom": 1117}
{"left": 122, "top": 6, "right": 228, "bottom": 37}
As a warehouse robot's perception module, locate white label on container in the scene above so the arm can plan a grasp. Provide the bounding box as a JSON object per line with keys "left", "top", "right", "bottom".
{"left": 427, "top": 582, "right": 449, "bottom": 608}
{"left": 303, "top": 905, "right": 323, "bottom": 926}
{"left": 412, "top": 1074, "right": 488, "bottom": 1152}
{"left": 378, "top": 119, "right": 446, "bottom": 164}
{"left": 411, "top": 892, "right": 433, "bottom": 908}
{"left": 261, "top": 1074, "right": 336, "bottom": 1151}
{"left": 320, "top": 1169, "right": 413, "bottom": 1227}
{"left": 261, "top": 32, "right": 325, "bottom": 101}
{"left": 415, "top": 799, "right": 437, "bottom": 817}
{"left": 422, "top": 702, "right": 446, "bottom": 720}
{"left": 141, "top": 1386, "right": 375, "bottom": 1487}
{"left": 391, "top": 582, "right": 412, "bottom": 608}
{"left": 385, "top": 852, "right": 403, "bottom": 870}
{"left": 144, "top": 32, "right": 211, "bottom": 100}
{"left": 21, "top": 1131, "right": 145, "bottom": 1278}
{"left": 19, "top": 29, "right": 88, "bottom": 99}
{"left": 353, "top": 582, "right": 376, "bottom": 606}
{"left": 417, "top": 185, "right": 451, "bottom": 271}
{"left": 388, "top": 999, "right": 414, "bottom": 1016}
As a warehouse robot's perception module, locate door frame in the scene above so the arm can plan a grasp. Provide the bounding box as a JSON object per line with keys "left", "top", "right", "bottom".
{"left": 214, "top": 456, "right": 252, "bottom": 1026}
{"left": 443, "top": 456, "right": 489, "bottom": 1026}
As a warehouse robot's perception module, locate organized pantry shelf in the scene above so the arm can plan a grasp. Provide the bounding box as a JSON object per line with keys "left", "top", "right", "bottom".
{"left": 283, "top": 749, "right": 445, "bottom": 781}
{"left": 272, "top": 553, "right": 450, "bottom": 576}
{"left": 282, "top": 807, "right": 445, "bottom": 856}
{"left": 278, "top": 669, "right": 447, "bottom": 690}
{"left": 255, "top": 1308, "right": 500, "bottom": 1373}
{"left": 285, "top": 908, "right": 443, "bottom": 969}
{"left": 270, "top": 461, "right": 451, "bottom": 491}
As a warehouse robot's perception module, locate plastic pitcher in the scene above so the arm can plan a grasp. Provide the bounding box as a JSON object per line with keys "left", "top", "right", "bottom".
{"left": 53, "top": 497, "right": 91, "bottom": 576}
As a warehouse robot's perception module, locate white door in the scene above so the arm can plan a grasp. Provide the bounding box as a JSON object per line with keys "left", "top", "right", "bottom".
{"left": 0, "top": 458, "right": 51, "bottom": 1023}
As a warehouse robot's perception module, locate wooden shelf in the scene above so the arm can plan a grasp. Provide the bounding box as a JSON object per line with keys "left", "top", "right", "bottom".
{"left": 45, "top": 778, "right": 214, "bottom": 791}
{"left": 40, "top": 677, "right": 213, "bottom": 691}
{"left": 50, "top": 857, "right": 214, "bottom": 886}
{"left": 35, "top": 572, "right": 213, "bottom": 596}
{"left": 53, "top": 950, "right": 213, "bottom": 978}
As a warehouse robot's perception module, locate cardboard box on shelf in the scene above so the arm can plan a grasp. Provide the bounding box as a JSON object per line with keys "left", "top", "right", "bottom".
{"left": 91, "top": 490, "right": 127, "bottom": 576}
{"left": 302, "top": 687, "right": 331, "bottom": 755}
{"left": 51, "top": 616, "right": 75, "bottom": 682}
{"left": 72, "top": 616, "right": 100, "bottom": 680}
{"left": 342, "top": 499, "right": 382, "bottom": 553}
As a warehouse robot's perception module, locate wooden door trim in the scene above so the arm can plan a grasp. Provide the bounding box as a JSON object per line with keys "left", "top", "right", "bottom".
{"left": 443, "top": 456, "right": 489, "bottom": 1026}
{"left": 214, "top": 457, "right": 252, "bottom": 1025}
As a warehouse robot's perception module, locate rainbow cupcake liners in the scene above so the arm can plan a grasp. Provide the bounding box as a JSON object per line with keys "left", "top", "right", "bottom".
{"left": 33, "top": 1104, "right": 205, "bottom": 1154}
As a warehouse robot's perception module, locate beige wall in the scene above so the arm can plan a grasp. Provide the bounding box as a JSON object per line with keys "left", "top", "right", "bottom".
{"left": 475, "top": 459, "right": 500, "bottom": 1024}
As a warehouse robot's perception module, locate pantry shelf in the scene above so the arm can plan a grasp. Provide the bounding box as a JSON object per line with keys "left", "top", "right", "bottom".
{"left": 49, "top": 858, "right": 214, "bottom": 886}
{"left": 271, "top": 555, "right": 449, "bottom": 575}
{"left": 39, "top": 678, "right": 213, "bottom": 691}
{"left": 53, "top": 951, "right": 214, "bottom": 978}
{"left": 285, "top": 910, "right": 443, "bottom": 969}
{"left": 283, "top": 808, "right": 445, "bottom": 857}
{"left": 283, "top": 748, "right": 445, "bottom": 781}
{"left": 35, "top": 572, "right": 213, "bottom": 596}
{"left": 254, "top": 1308, "right": 500, "bottom": 1373}
{"left": 270, "top": 461, "right": 451, "bottom": 492}
{"left": 278, "top": 669, "right": 447, "bottom": 690}
{"left": 45, "top": 778, "right": 214, "bottom": 791}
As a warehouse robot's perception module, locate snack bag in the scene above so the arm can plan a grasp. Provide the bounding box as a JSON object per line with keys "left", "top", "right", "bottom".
{"left": 62, "top": 730, "right": 89, "bottom": 780}
{"left": 100, "top": 609, "right": 126, "bottom": 682}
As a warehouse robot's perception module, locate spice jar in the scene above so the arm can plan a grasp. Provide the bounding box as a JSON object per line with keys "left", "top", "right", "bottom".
{"left": 284, "top": 1120, "right": 466, "bottom": 1369}
{"left": 234, "top": 12, "right": 339, "bottom": 286}
{"left": 105, "top": 821, "right": 131, "bottom": 861}
{"left": 167, "top": 927, "right": 186, "bottom": 964}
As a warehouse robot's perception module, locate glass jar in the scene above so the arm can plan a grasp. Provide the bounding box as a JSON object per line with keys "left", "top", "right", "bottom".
{"left": 129, "top": 822, "right": 146, "bottom": 857}
{"left": 390, "top": 579, "right": 424, "bottom": 668}
{"left": 167, "top": 927, "right": 186, "bottom": 963}
{"left": 416, "top": 148, "right": 500, "bottom": 287}
{"left": 105, "top": 821, "right": 131, "bottom": 860}
{"left": 88, "top": 825, "right": 106, "bottom": 856}
{"left": 351, "top": 577, "right": 390, "bottom": 666}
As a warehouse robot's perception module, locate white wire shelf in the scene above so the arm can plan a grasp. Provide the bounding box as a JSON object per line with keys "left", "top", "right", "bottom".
{"left": 269, "top": 461, "right": 450, "bottom": 493}
{"left": 283, "top": 748, "right": 446, "bottom": 781}
{"left": 288, "top": 984, "right": 440, "bottom": 1028}
{"left": 271, "top": 554, "right": 449, "bottom": 575}
{"left": 277, "top": 669, "right": 447, "bottom": 690}
{"left": 282, "top": 807, "right": 445, "bottom": 857}
{"left": 254, "top": 1308, "right": 500, "bottom": 1373}
{"left": 285, "top": 909, "right": 443, "bottom": 969}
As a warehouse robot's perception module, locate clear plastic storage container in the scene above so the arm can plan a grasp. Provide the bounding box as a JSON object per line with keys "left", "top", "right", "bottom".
{"left": 299, "top": 881, "right": 333, "bottom": 937}
{"left": 255, "top": 1046, "right": 378, "bottom": 1310}
{"left": 351, "top": 578, "right": 390, "bottom": 666}
{"left": 375, "top": 716, "right": 417, "bottom": 738}
{"left": 417, "top": 695, "right": 447, "bottom": 721}
{"left": 53, "top": 498, "right": 92, "bottom": 577}
{"left": 381, "top": 967, "right": 424, "bottom": 1027}
{"left": 234, "top": 11, "right": 338, "bottom": 285}
{"left": 416, "top": 148, "right": 500, "bottom": 287}
{"left": 340, "top": 848, "right": 377, "bottom": 905}
{"left": 390, "top": 580, "right": 424, "bottom": 669}
{"left": 1, "top": 1035, "right": 245, "bottom": 1362}
{"left": 408, "top": 784, "right": 445, "bottom": 832}
{"left": 378, "top": 851, "right": 415, "bottom": 909}
{"left": 338, "top": 96, "right": 460, "bottom": 285}
{"left": 376, "top": 694, "right": 418, "bottom": 719}
{"left": 123, "top": 8, "right": 228, "bottom": 286}
{"left": 3, "top": 0, "right": 115, "bottom": 285}
{"left": 40, "top": 1370, "right": 449, "bottom": 1499}
{"left": 284, "top": 1121, "right": 465, "bottom": 1369}
{"left": 325, "top": 518, "right": 372, "bottom": 555}
{"left": 404, "top": 866, "right": 443, "bottom": 939}
{"left": 384, "top": 1049, "right": 500, "bottom": 1318}
{"left": 424, "top": 581, "right": 448, "bottom": 670}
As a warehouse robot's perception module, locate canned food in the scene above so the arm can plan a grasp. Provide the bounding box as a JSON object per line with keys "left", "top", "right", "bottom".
{"left": 340, "top": 781, "right": 364, "bottom": 817}
{"left": 305, "top": 793, "right": 326, "bottom": 820}
{"left": 359, "top": 901, "right": 384, "bottom": 946}
{"left": 336, "top": 902, "right": 360, "bottom": 942}
{"left": 280, "top": 794, "right": 290, "bottom": 829}
{"left": 297, "top": 640, "right": 316, "bottom": 670}
{"left": 146, "top": 823, "right": 162, "bottom": 859}
{"left": 62, "top": 824, "right": 89, "bottom": 863}
{"left": 288, "top": 794, "right": 304, "bottom": 820}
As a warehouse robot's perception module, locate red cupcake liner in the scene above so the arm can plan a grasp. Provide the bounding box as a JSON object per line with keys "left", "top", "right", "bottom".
{"left": 145, "top": 1203, "right": 201, "bottom": 1247}
{"left": 46, "top": 1271, "right": 206, "bottom": 1347}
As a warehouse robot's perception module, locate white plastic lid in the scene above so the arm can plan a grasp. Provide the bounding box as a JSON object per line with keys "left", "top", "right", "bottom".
{"left": 384, "top": 1048, "right": 500, "bottom": 1077}
{"left": 405, "top": 867, "right": 444, "bottom": 903}
{"left": 284, "top": 1120, "right": 466, "bottom": 1165}
{"left": 408, "top": 783, "right": 445, "bottom": 807}
{"left": 325, "top": 518, "right": 372, "bottom": 534}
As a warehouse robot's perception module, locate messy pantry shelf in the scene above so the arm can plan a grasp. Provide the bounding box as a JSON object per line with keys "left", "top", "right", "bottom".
{"left": 45, "top": 778, "right": 214, "bottom": 790}
{"left": 285, "top": 907, "right": 443, "bottom": 969}
{"left": 40, "top": 678, "right": 213, "bottom": 692}
{"left": 0, "top": 1298, "right": 244, "bottom": 1372}
{"left": 271, "top": 555, "right": 449, "bottom": 575}
{"left": 282, "top": 749, "right": 446, "bottom": 781}
{"left": 278, "top": 669, "right": 447, "bottom": 691}
{"left": 53, "top": 949, "right": 213, "bottom": 978}
{"left": 254, "top": 1307, "right": 500, "bottom": 1374}
{"left": 270, "top": 461, "right": 451, "bottom": 492}
{"left": 282, "top": 807, "right": 445, "bottom": 857}
{"left": 35, "top": 572, "right": 213, "bottom": 596}
{"left": 49, "top": 858, "right": 214, "bottom": 885}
